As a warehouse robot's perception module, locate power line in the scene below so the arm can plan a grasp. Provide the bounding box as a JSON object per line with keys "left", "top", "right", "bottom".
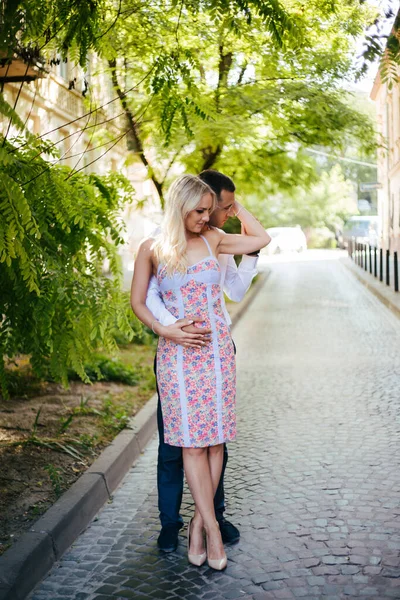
{"left": 10, "top": 66, "right": 155, "bottom": 154}
{"left": 66, "top": 94, "right": 155, "bottom": 179}
{"left": 52, "top": 131, "right": 128, "bottom": 161}
{"left": 29, "top": 111, "right": 126, "bottom": 161}
{"left": 68, "top": 92, "right": 99, "bottom": 173}
{"left": 52, "top": 92, "right": 95, "bottom": 167}
{"left": 305, "top": 148, "right": 377, "bottom": 168}
{"left": 21, "top": 92, "right": 154, "bottom": 186}
{"left": 2, "top": 61, "right": 31, "bottom": 147}
{"left": 65, "top": 131, "right": 128, "bottom": 179}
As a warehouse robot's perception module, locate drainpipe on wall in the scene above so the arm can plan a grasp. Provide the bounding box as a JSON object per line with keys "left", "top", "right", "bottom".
{"left": 386, "top": 100, "right": 391, "bottom": 252}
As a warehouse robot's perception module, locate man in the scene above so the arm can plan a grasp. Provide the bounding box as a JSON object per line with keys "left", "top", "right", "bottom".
{"left": 146, "top": 170, "right": 259, "bottom": 552}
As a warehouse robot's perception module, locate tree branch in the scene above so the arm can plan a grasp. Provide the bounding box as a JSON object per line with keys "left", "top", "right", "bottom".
{"left": 108, "top": 58, "right": 164, "bottom": 206}
{"left": 162, "top": 144, "right": 186, "bottom": 184}
{"left": 2, "top": 61, "right": 30, "bottom": 147}
{"left": 201, "top": 144, "right": 222, "bottom": 171}
{"left": 236, "top": 63, "right": 247, "bottom": 86}
{"left": 95, "top": 0, "right": 122, "bottom": 41}
{"left": 233, "top": 76, "right": 306, "bottom": 89}
{"left": 216, "top": 45, "right": 233, "bottom": 112}
{"left": 200, "top": 43, "right": 234, "bottom": 171}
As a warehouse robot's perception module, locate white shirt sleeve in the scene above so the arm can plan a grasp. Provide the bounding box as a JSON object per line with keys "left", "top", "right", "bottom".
{"left": 145, "top": 275, "right": 178, "bottom": 326}
{"left": 223, "top": 255, "right": 258, "bottom": 302}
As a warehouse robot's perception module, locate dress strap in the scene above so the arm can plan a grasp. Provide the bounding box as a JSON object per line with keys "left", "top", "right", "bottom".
{"left": 200, "top": 235, "right": 214, "bottom": 257}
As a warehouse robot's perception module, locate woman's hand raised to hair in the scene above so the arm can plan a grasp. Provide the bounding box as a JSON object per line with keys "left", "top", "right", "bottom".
{"left": 216, "top": 204, "right": 271, "bottom": 256}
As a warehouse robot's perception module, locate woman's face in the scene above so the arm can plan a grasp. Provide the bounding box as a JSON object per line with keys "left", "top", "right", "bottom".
{"left": 184, "top": 192, "right": 213, "bottom": 234}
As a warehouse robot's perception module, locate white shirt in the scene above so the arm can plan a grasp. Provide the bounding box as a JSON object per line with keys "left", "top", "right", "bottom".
{"left": 146, "top": 254, "right": 258, "bottom": 327}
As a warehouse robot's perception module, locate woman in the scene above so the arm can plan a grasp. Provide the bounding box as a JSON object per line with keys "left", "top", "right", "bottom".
{"left": 131, "top": 175, "right": 270, "bottom": 570}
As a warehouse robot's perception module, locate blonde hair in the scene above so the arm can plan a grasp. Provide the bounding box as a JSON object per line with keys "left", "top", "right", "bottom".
{"left": 152, "top": 174, "right": 216, "bottom": 275}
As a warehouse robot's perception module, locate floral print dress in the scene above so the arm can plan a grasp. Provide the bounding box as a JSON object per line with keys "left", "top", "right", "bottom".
{"left": 156, "top": 236, "right": 236, "bottom": 448}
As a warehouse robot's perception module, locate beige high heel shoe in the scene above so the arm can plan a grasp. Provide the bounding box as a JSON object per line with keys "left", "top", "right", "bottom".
{"left": 187, "top": 518, "right": 207, "bottom": 567}
{"left": 206, "top": 525, "right": 227, "bottom": 571}
{"left": 207, "top": 554, "right": 227, "bottom": 571}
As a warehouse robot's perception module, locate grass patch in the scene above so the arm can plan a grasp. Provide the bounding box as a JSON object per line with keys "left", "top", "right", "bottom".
{"left": 68, "top": 354, "right": 140, "bottom": 386}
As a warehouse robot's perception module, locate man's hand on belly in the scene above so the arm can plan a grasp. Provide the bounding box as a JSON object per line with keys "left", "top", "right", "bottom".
{"left": 160, "top": 318, "right": 211, "bottom": 348}
{"left": 182, "top": 318, "right": 212, "bottom": 342}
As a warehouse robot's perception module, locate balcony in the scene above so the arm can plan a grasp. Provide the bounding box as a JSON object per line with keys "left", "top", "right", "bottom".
{"left": 0, "top": 50, "right": 47, "bottom": 83}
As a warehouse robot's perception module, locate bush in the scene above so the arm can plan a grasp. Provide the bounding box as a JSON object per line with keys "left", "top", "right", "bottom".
{"left": 307, "top": 227, "right": 336, "bottom": 249}
{"left": 112, "top": 293, "right": 156, "bottom": 346}
{"left": 68, "top": 354, "right": 139, "bottom": 385}
{"left": 0, "top": 120, "right": 135, "bottom": 397}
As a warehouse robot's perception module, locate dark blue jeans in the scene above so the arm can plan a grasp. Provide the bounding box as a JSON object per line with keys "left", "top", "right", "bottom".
{"left": 155, "top": 355, "right": 228, "bottom": 529}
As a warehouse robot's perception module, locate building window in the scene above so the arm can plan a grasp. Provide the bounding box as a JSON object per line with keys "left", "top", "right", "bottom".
{"left": 26, "top": 114, "right": 40, "bottom": 135}
{"left": 61, "top": 60, "right": 69, "bottom": 80}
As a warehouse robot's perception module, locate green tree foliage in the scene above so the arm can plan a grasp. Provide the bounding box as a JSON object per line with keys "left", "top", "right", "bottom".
{"left": 2, "top": 0, "right": 381, "bottom": 206}
{"left": 358, "top": 5, "right": 400, "bottom": 89}
{"left": 0, "top": 0, "right": 111, "bottom": 66}
{"left": 245, "top": 164, "right": 356, "bottom": 234}
{"left": 0, "top": 107, "right": 134, "bottom": 397}
{"left": 96, "top": 0, "right": 378, "bottom": 207}
{"left": 0, "top": 0, "right": 388, "bottom": 398}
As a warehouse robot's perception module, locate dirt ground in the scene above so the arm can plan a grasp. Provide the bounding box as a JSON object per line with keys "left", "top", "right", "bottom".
{"left": 0, "top": 344, "right": 156, "bottom": 556}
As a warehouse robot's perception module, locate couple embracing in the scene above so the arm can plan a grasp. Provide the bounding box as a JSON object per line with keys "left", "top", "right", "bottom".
{"left": 131, "top": 170, "right": 270, "bottom": 570}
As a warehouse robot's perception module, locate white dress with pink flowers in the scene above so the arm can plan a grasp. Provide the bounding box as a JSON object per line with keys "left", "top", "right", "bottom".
{"left": 156, "top": 236, "right": 236, "bottom": 448}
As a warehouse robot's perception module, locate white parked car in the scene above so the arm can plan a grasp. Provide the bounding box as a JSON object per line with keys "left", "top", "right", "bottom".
{"left": 263, "top": 226, "right": 307, "bottom": 255}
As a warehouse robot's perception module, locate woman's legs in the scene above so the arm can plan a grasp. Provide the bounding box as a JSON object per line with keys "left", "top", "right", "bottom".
{"left": 208, "top": 444, "right": 224, "bottom": 493}
{"left": 183, "top": 444, "right": 225, "bottom": 560}
{"left": 183, "top": 447, "right": 212, "bottom": 555}
{"left": 205, "top": 444, "right": 226, "bottom": 560}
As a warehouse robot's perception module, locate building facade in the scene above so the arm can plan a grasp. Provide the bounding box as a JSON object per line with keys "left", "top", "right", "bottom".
{"left": 370, "top": 66, "right": 400, "bottom": 252}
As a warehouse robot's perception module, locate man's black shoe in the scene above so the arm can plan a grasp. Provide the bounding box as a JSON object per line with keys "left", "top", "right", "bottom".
{"left": 218, "top": 519, "right": 240, "bottom": 544}
{"left": 157, "top": 525, "right": 180, "bottom": 553}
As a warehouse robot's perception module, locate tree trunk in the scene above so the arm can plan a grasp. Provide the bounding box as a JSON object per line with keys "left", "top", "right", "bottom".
{"left": 108, "top": 59, "right": 165, "bottom": 208}
{"left": 200, "top": 46, "right": 232, "bottom": 171}
{"left": 215, "top": 46, "right": 232, "bottom": 112}
{"left": 201, "top": 145, "right": 222, "bottom": 171}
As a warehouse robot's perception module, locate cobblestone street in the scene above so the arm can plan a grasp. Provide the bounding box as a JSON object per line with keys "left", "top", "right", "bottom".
{"left": 30, "top": 252, "right": 400, "bottom": 600}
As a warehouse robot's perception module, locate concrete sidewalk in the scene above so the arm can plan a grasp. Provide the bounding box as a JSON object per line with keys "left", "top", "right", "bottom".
{"left": 29, "top": 254, "right": 400, "bottom": 600}
{"left": 342, "top": 256, "right": 400, "bottom": 320}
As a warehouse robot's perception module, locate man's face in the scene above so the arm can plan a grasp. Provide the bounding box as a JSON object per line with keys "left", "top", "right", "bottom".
{"left": 209, "top": 189, "right": 235, "bottom": 228}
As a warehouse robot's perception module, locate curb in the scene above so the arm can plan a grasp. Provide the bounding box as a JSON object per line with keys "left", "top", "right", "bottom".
{"left": 341, "top": 257, "right": 400, "bottom": 320}
{"left": 0, "top": 270, "right": 269, "bottom": 600}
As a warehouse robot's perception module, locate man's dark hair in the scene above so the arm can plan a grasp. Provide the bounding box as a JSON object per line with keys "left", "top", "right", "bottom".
{"left": 198, "top": 169, "right": 235, "bottom": 199}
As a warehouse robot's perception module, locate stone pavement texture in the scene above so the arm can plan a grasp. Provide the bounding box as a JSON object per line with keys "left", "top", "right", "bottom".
{"left": 342, "top": 256, "right": 400, "bottom": 319}
{"left": 28, "top": 253, "right": 400, "bottom": 600}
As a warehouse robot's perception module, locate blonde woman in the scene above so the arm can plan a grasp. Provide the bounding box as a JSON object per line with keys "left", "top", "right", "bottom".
{"left": 131, "top": 174, "right": 270, "bottom": 570}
